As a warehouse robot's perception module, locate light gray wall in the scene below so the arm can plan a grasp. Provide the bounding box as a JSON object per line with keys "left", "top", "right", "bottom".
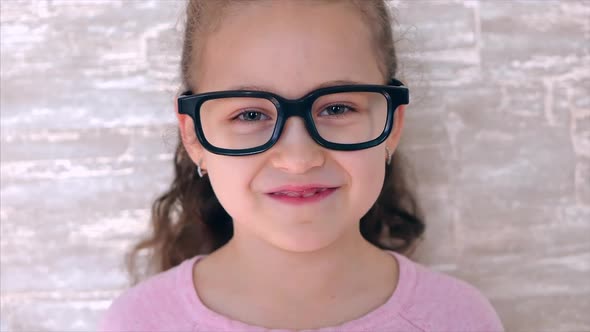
{"left": 1, "top": 0, "right": 588, "bottom": 331}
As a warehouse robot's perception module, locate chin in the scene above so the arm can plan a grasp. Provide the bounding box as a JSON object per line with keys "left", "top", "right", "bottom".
{"left": 265, "top": 225, "right": 348, "bottom": 253}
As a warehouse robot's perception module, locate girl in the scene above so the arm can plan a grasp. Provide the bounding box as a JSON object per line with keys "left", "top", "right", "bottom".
{"left": 99, "top": 0, "right": 504, "bottom": 331}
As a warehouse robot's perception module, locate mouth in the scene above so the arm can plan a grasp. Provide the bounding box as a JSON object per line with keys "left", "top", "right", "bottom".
{"left": 266, "top": 186, "right": 339, "bottom": 205}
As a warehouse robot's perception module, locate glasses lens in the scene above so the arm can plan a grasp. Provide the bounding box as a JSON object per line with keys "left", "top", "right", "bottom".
{"left": 200, "top": 97, "right": 277, "bottom": 149}
{"left": 311, "top": 92, "right": 388, "bottom": 144}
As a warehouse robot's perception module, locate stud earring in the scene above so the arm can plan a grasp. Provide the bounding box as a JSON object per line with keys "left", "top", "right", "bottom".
{"left": 385, "top": 147, "right": 393, "bottom": 166}
{"left": 197, "top": 159, "right": 207, "bottom": 177}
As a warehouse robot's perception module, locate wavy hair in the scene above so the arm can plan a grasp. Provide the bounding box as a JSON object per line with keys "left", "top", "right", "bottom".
{"left": 125, "top": 0, "right": 425, "bottom": 286}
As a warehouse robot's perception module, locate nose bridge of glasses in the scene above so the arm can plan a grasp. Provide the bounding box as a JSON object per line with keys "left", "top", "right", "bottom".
{"left": 277, "top": 98, "right": 317, "bottom": 136}
{"left": 280, "top": 98, "right": 312, "bottom": 118}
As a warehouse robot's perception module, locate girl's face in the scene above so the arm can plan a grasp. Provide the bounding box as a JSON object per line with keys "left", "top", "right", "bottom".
{"left": 179, "top": 1, "right": 405, "bottom": 252}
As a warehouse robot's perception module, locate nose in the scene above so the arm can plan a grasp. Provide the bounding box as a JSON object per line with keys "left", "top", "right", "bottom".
{"left": 269, "top": 117, "right": 325, "bottom": 174}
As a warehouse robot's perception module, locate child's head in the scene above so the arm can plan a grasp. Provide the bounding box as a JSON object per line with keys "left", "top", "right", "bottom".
{"left": 127, "top": 0, "right": 424, "bottom": 280}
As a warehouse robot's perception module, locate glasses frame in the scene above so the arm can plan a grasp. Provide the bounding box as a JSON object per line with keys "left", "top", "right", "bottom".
{"left": 177, "top": 78, "right": 409, "bottom": 156}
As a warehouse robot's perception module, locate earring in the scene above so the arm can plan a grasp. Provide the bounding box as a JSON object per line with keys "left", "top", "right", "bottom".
{"left": 197, "top": 159, "right": 207, "bottom": 177}
{"left": 385, "top": 147, "right": 393, "bottom": 166}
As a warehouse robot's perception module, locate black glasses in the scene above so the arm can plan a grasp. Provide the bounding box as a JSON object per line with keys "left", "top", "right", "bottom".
{"left": 177, "top": 78, "right": 409, "bottom": 156}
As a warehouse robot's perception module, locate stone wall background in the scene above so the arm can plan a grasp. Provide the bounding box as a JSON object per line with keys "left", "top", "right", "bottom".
{"left": 1, "top": 0, "right": 588, "bottom": 331}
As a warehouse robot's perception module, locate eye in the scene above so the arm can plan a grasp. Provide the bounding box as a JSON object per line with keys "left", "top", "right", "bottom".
{"left": 318, "top": 104, "right": 356, "bottom": 117}
{"left": 235, "top": 110, "right": 271, "bottom": 122}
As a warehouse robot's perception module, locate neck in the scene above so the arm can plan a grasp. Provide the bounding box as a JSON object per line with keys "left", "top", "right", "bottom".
{"left": 209, "top": 222, "right": 391, "bottom": 304}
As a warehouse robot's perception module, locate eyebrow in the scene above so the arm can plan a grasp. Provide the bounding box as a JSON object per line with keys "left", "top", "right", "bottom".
{"left": 226, "top": 79, "right": 366, "bottom": 94}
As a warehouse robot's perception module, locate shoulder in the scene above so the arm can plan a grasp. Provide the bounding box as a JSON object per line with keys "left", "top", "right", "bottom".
{"left": 97, "top": 257, "right": 199, "bottom": 331}
{"left": 396, "top": 255, "right": 504, "bottom": 331}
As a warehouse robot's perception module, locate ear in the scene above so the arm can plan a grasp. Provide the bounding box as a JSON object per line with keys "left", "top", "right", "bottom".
{"left": 175, "top": 94, "right": 206, "bottom": 167}
{"left": 385, "top": 104, "right": 406, "bottom": 152}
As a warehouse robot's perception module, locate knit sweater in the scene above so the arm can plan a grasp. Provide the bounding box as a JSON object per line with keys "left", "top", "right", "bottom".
{"left": 98, "top": 250, "right": 504, "bottom": 332}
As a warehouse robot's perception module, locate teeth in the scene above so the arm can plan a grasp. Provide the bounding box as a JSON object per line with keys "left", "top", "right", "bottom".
{"left": 274, "top": 188, "right": 328, "bottom": 197}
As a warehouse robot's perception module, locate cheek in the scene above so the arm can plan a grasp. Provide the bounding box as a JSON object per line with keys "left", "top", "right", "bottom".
{"left": 339, "top": 150, "right": 386, "bottom": 213}
{"left": 206, "top": 158, "right": 258, "bottom": 218}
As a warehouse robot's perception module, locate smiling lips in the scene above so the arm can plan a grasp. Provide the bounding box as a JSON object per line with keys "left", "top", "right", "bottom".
{"left": 266, "top": 185, "right": 339, "bottom": 204}
{"left": 271, "top": 187, "right": 329, "bottom": 197}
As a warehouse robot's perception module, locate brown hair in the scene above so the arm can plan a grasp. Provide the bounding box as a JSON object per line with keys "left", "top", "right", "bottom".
{"left": 125, "top": 0, "right": 425, "bottom": 286}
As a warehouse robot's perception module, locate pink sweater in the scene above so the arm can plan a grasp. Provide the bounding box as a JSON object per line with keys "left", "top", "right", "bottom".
{"left": 98, "top": 250, "right": 504, "bottom": 331}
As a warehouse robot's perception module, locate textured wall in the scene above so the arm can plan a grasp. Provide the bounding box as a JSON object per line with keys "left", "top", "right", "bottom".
{"left": 0, "top": 0, "right": 588, "bottom": 331}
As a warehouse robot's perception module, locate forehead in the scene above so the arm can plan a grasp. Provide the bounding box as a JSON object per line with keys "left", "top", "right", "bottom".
{"left": 195, "top": 1, "right": 383, "bottom": 99}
